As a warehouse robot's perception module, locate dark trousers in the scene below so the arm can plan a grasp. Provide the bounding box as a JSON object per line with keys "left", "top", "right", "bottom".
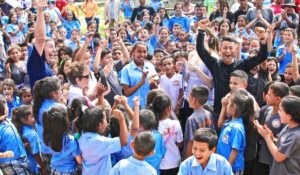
{"left": 160, "top": 167, "right": 179, "bottom": 175}
{"left": 179, "top": 100, "right": 193, "bottom": 134}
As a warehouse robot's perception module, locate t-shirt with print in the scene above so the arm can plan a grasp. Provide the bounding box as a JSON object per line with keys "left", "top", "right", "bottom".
{"left": 158, "top": 119, "right": 183, "bottom": 169}
{"left": 159, "top": 74, "right": 182, "bottom": 111}
{"left": 258, "top": 105, "right": 284, "bottom": 165}
{"left": 183, "top": 109, "right": 214, "bottom": 155}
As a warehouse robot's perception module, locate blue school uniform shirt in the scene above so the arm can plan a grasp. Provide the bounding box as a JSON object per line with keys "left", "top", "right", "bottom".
{"left": 35, "top": 99, "right": 61, "bottom": 154}
{"left": 6, "top": 95, "right": 22, "bottom": 119}
{"left": 169, "top": 15, "right": 189, "bottom": 32}
{"left": 0, "top": 118, "right": 27, "bottom": 163}
{"left": 49, "top": 134, "right": 80, "bottom": 173}
{"left": 27, "top": 46, "right": 54, "bottom": 90}
{"left": 120, "top": 61, "right": 157, "bottom": 109}
{"left": 22, "top": 125, "right": 41, "bottom": 173}
{"left": 145, "top": 129, "right": 166, "bottom": 175}
{"left": 150, "top": 0, "right": 164, "bottom": 12}
{"left": 217, "top": 117, "right": 245, "bottom": 172}
{"left": 162, "top": 18, "right": 169, "bottom": 27}
{"left": 178, "top": 153, "right": 233, "bottom": 175}
{"left": 111, "top": 134, "right": 134, "bottom": 166}
{"left": 78, "top": 132, "right": 121, "bottom": 175}
{"left": 64, "top": 20, "right": 80, "bottom": 39}
{"left": 120, "top": 1, "right": 134, "bottom": 19}
{"left": 276, "top": 44, "right": 300, "bottom": 74}
{"left": 110, "top": 156, "right": 157, "bottom": 175}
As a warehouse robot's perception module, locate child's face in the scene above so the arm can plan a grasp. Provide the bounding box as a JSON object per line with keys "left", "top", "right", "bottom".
{"left": 9, "top": 48, "right": 21, "bottom": 62}
{"left": 249, "top": 40, "right": 260, "bottom": 51}
{"left": 138, "top": 29, "right": 149, "bottom": 42}
{"left": 166, "top": 42, "right": 176, "bottom": 53}
{"left": 175, "top": 57, "right": 186, "bottom": 73}
{"left": 110, "top": 30, "right": 118, "bottom": 42}
{"left": 174, "top": 4, "right": 182, "bottom": 16}
{"left": 98, "top": 115, "right": 107, "bottom": 134}
{"left": 172, "top": 26, "right": 181, "bottom": 35}
{"left": 142, "top": 12, "right": 150, "bottom": 21}
{"left": 2, "top": 85, "right": 14, "bottom": 96}
{"left": 132, "top": 44, "right": 147, "bottom": 66}
{"left": 266, "top": 88, "right": 278, "bottom": 106}
{"left": 284, "top": 67, "right": 293, "bottom": 85}
{"left": 24, "top": 113, "right": 35, "bottom": 126}
{"left": 267, "top": 60, "right": 277, "bottom": 75}
{"left": 192, "top": 141, "right": 213, "bottom": 166}
{"left": 220, "top": 22, "right": 229, "bottom": 34}
{"left": 283, "top": 31, "right": 294, "bottom": 43}
{"left": 66, "top": 12, "right": 73, "bottom": 21}
{"left": 237, "top": 17, "right": 246, "bottom": 27}
{"left": 226, "top": 95, "right": 236, "bottom": 117}
{"left": 87, "top": 23, "right": 96, "bottom": 33}
{"left": 159, "top": 29, "right": 169, "bottom": 42}
{"left": 229, "top": 76, "right": 247, "bottom": 91}
{"left": 20, "top": 46, "right": 28, "bottom": 59}
{"left": 119, "top": 30, "right": 127, "bottom": 41}
{"left": 187, "top": 93, "right": 195, "bottom": 108}
{"left": 159, "top": 9, "right": 166, "bottom": 18}
{"left": 153, "top": 52, "right": 164, "bottom": 66}
{"left": 161, "top": 58, "right": 175, "bottom": 75}
{"left": 21, "top": 91, "right": 32, "bottom": 105}
{"left": 278, "top": 103, "right": 290, "bottom": 124}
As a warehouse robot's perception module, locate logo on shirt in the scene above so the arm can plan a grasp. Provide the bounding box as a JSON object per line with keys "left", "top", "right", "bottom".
{"left": 222, "top": 134, "right": 229, "bottom": 144}
{"left": 172, "top": 80, "right": 180, "bottom": 86}
{"left": 271, "top": 119, "right": 281, "bottom": 129}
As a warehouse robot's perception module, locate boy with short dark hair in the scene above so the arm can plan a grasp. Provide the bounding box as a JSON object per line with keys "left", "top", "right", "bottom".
{"left": 257, "top": 82, "right": 290, "bottom": 175}
{"left": 184, "top": 86, "right": 214, "bottom": 158}
{"left": 178, "top": 128, "right": 233, "bottom": 175}
{"left": 110, "top": 131, "right": 157, "bottom": 175}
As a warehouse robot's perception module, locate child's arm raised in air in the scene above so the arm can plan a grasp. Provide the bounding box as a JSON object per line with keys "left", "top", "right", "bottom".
{"left": 130, "top": 96, "right": 140, "bottom": 138}
{"left": 112, "top": 109, "right": 128, "bottom": 146}
{"left": 218, "top": 94, "right": 229, "bottom": 129}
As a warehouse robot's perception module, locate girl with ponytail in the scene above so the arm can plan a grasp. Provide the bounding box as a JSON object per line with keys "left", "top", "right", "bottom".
{"left": 12, "top": 105, "right": 46, "bottom": 175}
{"left": 42, "top": 105, "right": 81, "bottom": 174}
{"left": 32, "top": 76, "right": 62, "bottom": 172}
{"left": 217, "top": 89, "right": 255, "bottom": 174}
{"left": 77, "top": 106, "right": 128, "bottom": 175}
{"left": 152, "top": 94, "right": 183, "bottom": 175}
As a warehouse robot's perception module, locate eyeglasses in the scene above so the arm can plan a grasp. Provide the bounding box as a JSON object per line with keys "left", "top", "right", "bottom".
{"left": 80, "top": 74, "right": 90, "bottom": 79}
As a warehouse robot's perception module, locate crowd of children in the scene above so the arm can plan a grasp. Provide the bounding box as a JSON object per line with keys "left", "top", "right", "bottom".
{"left": 1, "top": 0, "right": 300, "bottom": 174}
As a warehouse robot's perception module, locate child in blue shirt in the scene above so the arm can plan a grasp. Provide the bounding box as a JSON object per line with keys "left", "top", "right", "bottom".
{"left": 169, "top": 2, "right": 189, "bottom": 32}
{"left": 0, "top": 96, "right": 29, "bottom": 175}
{"left": 78, "top": 107, "right": 128, "bottom": 175}
{"left": 178, "top": 128, "right": 233, "bottom": 175}
{"left": 110, "top": 96, "right": 140, "bottom": 165}
{"left": 139, "top": 109, "right": 166, "bottom": 174}
{"left": 43, "top": 106, "right": 81, "bottom": 174}
{"left": 11, "top": 105, "right": 46, "bottom": 175}
{"left": 110, "top": 131, "right": 157, "bottom": 175}
{"left": 120, "top": 0, "right": 134, "bottom": 20}
{"left": 2, "top": 79, "right": 22, "bottom": 119}
{"left": 217, "top": 89, "right": 254, "bottom": 174}
{"left": 276, "top": 28, "right": 300, "bottom": 75}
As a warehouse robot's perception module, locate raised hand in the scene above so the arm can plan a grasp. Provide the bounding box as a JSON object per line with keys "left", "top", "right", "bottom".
{"left": 198, "top": 19, "right": 210, "bottom": 30}
{"left": 133, "top": 96, "right": 140, "bottom": 107}
{"left": 112, "top": 109, "right": 125, "bottom": 121}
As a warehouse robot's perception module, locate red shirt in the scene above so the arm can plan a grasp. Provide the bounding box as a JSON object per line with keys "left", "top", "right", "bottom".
{"left": 296, "top": 0, "right": 300, "bottom": 13}
{"left": 55, "top": 0, "right": 67, "bottom": 12}
{"left": 271, "top": 4, "right": 282, "bottom": 15}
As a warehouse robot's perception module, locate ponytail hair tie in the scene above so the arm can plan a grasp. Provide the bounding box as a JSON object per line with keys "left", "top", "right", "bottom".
{"left": 81, "top": 105, "right": 88, "bottom": 112}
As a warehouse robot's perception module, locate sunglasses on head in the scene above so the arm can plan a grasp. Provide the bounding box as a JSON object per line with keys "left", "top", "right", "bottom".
{"left": 80, "top": 74, "right": 90, "bottom": 79}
